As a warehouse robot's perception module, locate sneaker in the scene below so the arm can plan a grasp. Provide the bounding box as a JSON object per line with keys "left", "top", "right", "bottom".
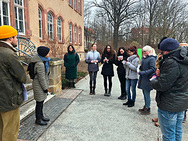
{"left": 138, "top": 106, "right": 146, "bottom": 112}
{"left": 141, "top": 108, "right": 151, "bottom": 115}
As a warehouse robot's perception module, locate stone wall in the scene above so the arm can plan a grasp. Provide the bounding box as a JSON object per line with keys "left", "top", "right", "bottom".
{"left": 49, "top": 60, "right": 64, "bottom": 95}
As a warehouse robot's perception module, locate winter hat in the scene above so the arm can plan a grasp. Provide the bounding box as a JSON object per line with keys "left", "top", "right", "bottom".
{"left": 160, "top": 38, "right": 180, "bottom": 51}
{"left": 37, "top": 46, "right": 50, "bottom": 57}
{"left": 158, "top": 37, "right": 167, "bottom": 49}
{"left": 0, "top": 25, "right": 17, "bottom": 39}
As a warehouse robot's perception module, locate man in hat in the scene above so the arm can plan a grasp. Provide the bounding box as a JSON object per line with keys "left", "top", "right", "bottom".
{"left": 0, "top": 25, "right": 27, "bottom": 141}
{"left": 151, "top": 38, "right": 188, "bottom": 141}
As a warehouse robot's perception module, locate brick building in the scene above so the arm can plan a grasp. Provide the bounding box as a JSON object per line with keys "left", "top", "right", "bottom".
{"left": 0, "top": 0, "right": 84, "bottom": 59}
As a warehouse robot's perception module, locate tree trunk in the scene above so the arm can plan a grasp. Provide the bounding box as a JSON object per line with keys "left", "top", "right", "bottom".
{"left": 113, "top": 25, "right": 119, "bottom": 50}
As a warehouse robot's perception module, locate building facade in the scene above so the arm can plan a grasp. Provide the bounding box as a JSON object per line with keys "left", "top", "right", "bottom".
{"left": 0, "top": 0, "right": 84, "bottom": 59}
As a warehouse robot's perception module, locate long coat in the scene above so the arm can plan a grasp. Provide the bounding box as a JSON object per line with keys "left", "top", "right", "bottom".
{"left": 115, "top": 53, "right": 128, "bottom": 75}
{"left": 138, "top": 55, "right": 156, "bottom": 90}
{"left": 101, "top": 53, "right": 115, "bottom": 76}
{"left": 31, "top": 55, "right": 49, "bottom": 102}
{"left": 0, "top": 42, "right": 27, "bottom": 112}
{"left": 64, "top": 51, "right": 80, "bottom": 79}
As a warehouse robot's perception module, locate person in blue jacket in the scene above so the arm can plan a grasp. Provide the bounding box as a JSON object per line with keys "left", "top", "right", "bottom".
{"left": 85, "top": 44, "right": 101, "bottom": 95}
{"left": 138, "top": 45, "right": 156, "bottom": 115}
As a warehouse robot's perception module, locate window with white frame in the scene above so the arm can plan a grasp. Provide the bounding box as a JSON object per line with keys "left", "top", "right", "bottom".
{"left": 14, "top": 0, "right": 25, "bottom": 33}
{"left": 69, "top": 23, "right": 72, "bottom": 43}
{"left": 38, "top": 8, "right": 42, "bottom": 39}
{"left": 57, "top": 17, "right": 62, "bottom": 42}
{"left": 74, "top": 25, "right": 77, "bottom": 44}
{"left": 79, "top": 27, "right": 81, "bottom": 44}
{"left": 0, "top": 0, "right": 10, "bottom": 26}
{"left": 74, "top": 0, "right": 77, "bottom": 10}
{"left": 78, "top": 0, "right": 81, "bottom": 13}
{"left": 47, "top": 12, "right": 53, "bottom": 40}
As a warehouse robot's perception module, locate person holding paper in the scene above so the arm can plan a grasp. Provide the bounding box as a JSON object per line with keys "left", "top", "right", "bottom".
{"left": 137, "top": 46, "right": 156, "bottom": 115}
{"left": 123, "top": 46, "right": 140, "bottom": 107}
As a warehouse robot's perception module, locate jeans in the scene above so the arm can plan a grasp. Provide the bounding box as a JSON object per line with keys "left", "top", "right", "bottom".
{"left": 126, "top": 79, "right": 138, "bottom": 102}
{"left": 89, "top": 71, "right": 97, "bottom": 87}
{"left": 158, "top": 108, "right": 184, "bottom": 141}
{"left": 142, "top": 89, "right": 151, "bottom": 108}
{"left": 35, "top": 101, "right": 44, "bottom": 120}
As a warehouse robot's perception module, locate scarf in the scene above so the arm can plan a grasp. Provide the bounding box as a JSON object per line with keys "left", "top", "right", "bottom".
{"left": 38, "top": 55, "right": 51, "bottom": 72}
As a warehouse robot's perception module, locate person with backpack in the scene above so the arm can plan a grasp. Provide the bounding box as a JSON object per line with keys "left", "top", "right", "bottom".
{"left": 0, "top": 25, "right": 27, "bottom": 141}
{"left": 101, "top": 45, "right": 115, "bottom": 97}
{"left": 31, "top": 46, "right": 51, "bottom": 126}
{"left": 64, "top": 45, "right": 80, "bottom": 88}
{"left": 85, "top": 44, "right": 101, "bottom": 95}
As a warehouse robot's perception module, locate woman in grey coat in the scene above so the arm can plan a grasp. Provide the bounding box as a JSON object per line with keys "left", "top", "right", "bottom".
{"left": 31, "top": 46, "right": 51, "bottom": 125}
{"left": 123, "top": 46, "right": 140, "bottom": 107}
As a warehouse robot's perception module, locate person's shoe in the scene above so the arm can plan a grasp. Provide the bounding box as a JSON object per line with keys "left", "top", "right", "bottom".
{"left": 68, "top": 82, "right": 71, "bottom": 88}
{"left": 141, "top": 108, "right": 151, "bottom": 115}
{"left": 152, "top": 118, "right": 158, "bottom": 122}
{"left": 155, "top": 122, "right": 160, "bottom": 127}
{"left": 128, "top": 100, "right": 135, "bottom": 107}
{"left": 121, "top": 95, "right": 127, "bottom": 100}
{"left": 42, "top": 117, "right": 50, "bottom": 122}
{"left": 89, "top": 87, "right": 93, "bottom": 95}
{"left": 35, "top": 119, "right": 47, "bottom": 125}
{"left": 73, "top": 82, "right": 76, "bottom": 88}
{"left": 92, "top": 87, "right": 96, "bottom": 95}
{"left": 118, "top": 96, "right": 122, "bottom": 99}
{"left": 106, "top": 90, "right": 111, "bottom": 97}
{"left": 138, "top": 105, "right": 146, "bottom": 112}
{"left": 123, "top": 100, "right": 131, "bottom": 105}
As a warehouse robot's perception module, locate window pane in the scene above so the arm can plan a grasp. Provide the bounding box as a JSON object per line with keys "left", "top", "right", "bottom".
{"left": 3, "top": 17, "right": 9, "bottom": 25}
{"left": 74, "top": 0, "right": 77, "bottom": 9}
{"left": 18, "top": 8, "right": 23, "bottom": 20}
{"left": 3, "top": 2, "right": 8, "bottom": 16}
{"left": 14, "top": 7, "right": 18, "bottom": 30}
{"left": 19, "top": 21, "right": 24, "bottom": 32}
{"left": 69, "top": 0, "right": 71, "bottom": 5}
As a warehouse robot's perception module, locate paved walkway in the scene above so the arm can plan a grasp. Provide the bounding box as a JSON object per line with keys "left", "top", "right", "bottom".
{"left": 37, "top": 67, "right": 188, "bottom": 141}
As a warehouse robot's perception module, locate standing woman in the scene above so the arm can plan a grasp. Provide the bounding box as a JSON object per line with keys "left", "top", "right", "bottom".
{"left": 138, "top": 46, "right": 156, "bottom": 115}
{"left": 32, "top": 46, "right": 51, "bottom": 125}
{"left": 115, "top": 47, "right": 128, "bottom": 100}
{"left": 64, "top": 45, "right": 80, "bottom": 88}
{"left": 101, "top": 45, "right": 115, "bottom": 96}
{"left": 85, "top": 44, "right": 101, "bottom": 95}
{"left": 123, "top": 46, "right": 140, "bottom": 107}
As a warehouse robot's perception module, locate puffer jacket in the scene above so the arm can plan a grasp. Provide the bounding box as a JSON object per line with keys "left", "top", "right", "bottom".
{"left": 123, "top": 55, "right": 140, "bottom": 79}
{"left": 0, "top": 41, "right": 27, "bottom": 112}
{"left": 151, "top": 47, "right": 188, "bottom": 112}
{"left": 85, "top": 50, "right": 101, "bottom": 72}
{"left": 31, "top": 55, "right": 49, "bottom": 102}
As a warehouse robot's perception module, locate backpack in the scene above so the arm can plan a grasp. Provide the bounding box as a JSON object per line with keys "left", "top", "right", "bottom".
{"left": 27, "top": 62, "right": 36, "bottom": 79}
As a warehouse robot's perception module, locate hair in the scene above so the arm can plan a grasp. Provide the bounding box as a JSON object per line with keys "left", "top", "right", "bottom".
{"left": 91, "top": 43, "right": 96, "bottom": 48}
{"left": 143, "top": 45, "right": 152, "bottom": 52}
{"left": 67, "top": 45, "right": 75, "bottom": 52}
{"left": 117, "top": 47, "right": 127, "bottom": 56}
{"left": 128, "top": 46, "right": 140, "bottom": 59}
{"left": 102, "top": 45, "right": 115, "bottom": 59}
{"left": 0, "top": 36, "right": 15, "bottom": 41}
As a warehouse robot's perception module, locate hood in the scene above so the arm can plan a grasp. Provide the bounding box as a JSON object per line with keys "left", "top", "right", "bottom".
{"left": 31, "top": 54, "right": 42, "bottom": 63}
{"left": 127, "top": 54, "right": 138, "bottom": 62}
{"left": 164, "top": 47, "right": 188, "bottom": 65}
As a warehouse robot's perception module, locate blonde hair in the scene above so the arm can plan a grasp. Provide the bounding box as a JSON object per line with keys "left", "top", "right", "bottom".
{"left": 143, "top": 45, "right": 156, "bottom": 56}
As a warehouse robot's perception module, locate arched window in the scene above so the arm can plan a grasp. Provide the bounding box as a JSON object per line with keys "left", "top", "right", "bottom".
{"left": 0, "top": 0, "right": 10, "bottom": 26}
{"left": 78, "top": 27, "right": 81, "bottom": 44}
{"left": 47, "top": 12, "right": 53, "bottom": 40}
{"left": 38, "top": 8, "right": 42, "bottom": 39}
{"left": 57, "top": 17, "right": 62, "bottom": 42}
{"left": 74, "top": 25, "right": 77, "bottom": 44}
{"left": 69, "top": 22, "right": 73, "bottom": 43}
{"left": 14, "top": 0, "right": 25, "bottom": 33}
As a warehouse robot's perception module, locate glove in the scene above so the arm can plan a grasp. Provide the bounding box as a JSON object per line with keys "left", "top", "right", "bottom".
{"left": 43, "top": 89, "right": 48, "bottom": 93}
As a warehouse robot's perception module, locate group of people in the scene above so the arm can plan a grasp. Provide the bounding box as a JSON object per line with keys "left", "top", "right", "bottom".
{"left": 0, "top": 25, "right": 188, "bottom": 141}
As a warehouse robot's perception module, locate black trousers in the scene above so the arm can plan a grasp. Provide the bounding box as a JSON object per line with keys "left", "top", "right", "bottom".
{"left": 103, "top": 75, "right": 112, "bottom": 92}
{"left": 35, "top": 101, "right": 44, "bottom": 120}
{"left": 117, "top": 73, "right": 126, "bottom": 97}
{"left": 89, "top": 71, "right": 97, "bottom": 87}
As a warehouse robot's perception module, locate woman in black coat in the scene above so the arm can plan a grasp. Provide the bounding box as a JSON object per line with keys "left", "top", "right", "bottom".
{"left": 115, "top": 47, "right": 128, "bottom": 100}
{"left": 101, "top": 45, "right": 115, "bottom": 96}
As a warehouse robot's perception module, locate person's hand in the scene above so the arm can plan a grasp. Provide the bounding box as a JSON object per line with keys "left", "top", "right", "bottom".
{"left": 43, "top": 89, "right": 48, "bottom": 93}
{"left": 103, "top": 59, "right": 107, "bottom": 62}
{"left": 156, "top": 69, "right": 160, "bottom": 76}
{"left": 122, "top": 60, "right": 126, "bottom": 64}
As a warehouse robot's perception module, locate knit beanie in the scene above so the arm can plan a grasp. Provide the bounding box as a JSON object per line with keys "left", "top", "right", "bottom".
{"left": 158, "top": 37, "right": 167, "bottom": 49}
{"left": 160, "top": 38, "right": 179, "bottom": 51}
{"left": 37, "top": 46, "right": 50, "bottom": 57}
{"left": 0, "top": 25, "right": 17, "bottom": 39}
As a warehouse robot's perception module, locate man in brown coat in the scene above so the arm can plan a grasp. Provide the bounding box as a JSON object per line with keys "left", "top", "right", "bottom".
{"left": 0, "top": 25, "right": 27, "bottom": 141}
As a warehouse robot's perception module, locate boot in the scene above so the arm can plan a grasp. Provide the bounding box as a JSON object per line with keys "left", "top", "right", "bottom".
{"left": 120, "top": 94, "right": 127, "bottom": 100}
{"left": 183, "top": 110, "right": 187, "bottom": 123}
{"left": 42, "top": 116, "right": 50, "bottom": 122}
{"left": 68, "top": 82, "right": 71, "bottom": 88}
{"left": 138, "top": 105, "right": 146, "bottom": 112}
{"left": 128, "top": 100, "right": 135, "bottom": 107}
{"left": 106, "top": 89, "right": 111, "bottom": 97}
{"left": 123, "top": 100, "right": 131, "bottom": 105}
{"left": 73, "top": 82, "right": 76, "bottom": 88}
{"left": 35, "top": 119, "right": 47, "bottom": 125}
{"left": 141, "top": 108, "right": 151, "bottom": 115}
{"left": 89, "top": 86, "right": 92, "bottom": 95}
{"left": 104, "top": 88, "right": 108, "bottom": 96}
{"left": 92, "top": 87, "right": 96, "bottom": 95}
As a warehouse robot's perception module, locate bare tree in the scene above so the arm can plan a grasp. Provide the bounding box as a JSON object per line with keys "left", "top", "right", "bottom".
{"left": 93, "top": 0, "right": 139, "bottom": 49}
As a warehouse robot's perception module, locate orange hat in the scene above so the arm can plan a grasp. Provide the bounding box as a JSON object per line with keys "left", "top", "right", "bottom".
{"left": 0, "top": 25, "right": 17, "bottom": 39}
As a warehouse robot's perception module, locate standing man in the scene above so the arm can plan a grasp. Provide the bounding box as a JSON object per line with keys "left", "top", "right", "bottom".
{"left": 0, "top": 25, "right": 27, "bottom": 141}
{"left": 151, "top": 38, "right": 188, "bottom": 141}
